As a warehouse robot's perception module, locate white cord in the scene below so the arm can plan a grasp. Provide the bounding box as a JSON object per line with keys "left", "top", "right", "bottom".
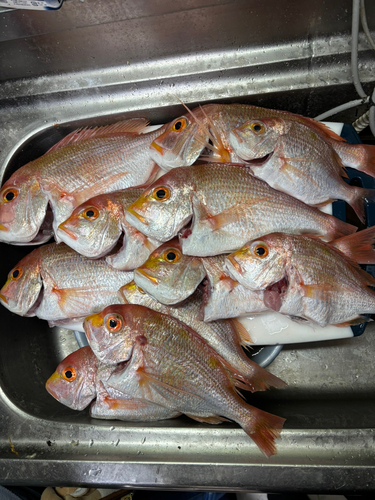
{"left": 314, "top": 97, "right": 368, "bottom": 121}
{"left": 369, "top": 89, "right": 375, "bottom": 136}
{"left": 316, "top": 0, "right": 374, "bottom": 138}
{"left": 352, "top": 0, "right": 368, "bottom": 99}
{"left": 360, "top": 0, "right": 375, "bottom": 52}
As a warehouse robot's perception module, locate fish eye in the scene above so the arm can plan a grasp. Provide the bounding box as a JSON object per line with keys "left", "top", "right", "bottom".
{"left": 162, "top": 249, "right": 181, "bottom": 263}
{"left": 250, "top": 241, "right": 269, "bottom": 258}
{"left": 3, "top": 188, "right": 19, "bottom": 203}
{"left": 10, "top": 267, "right": 23, "bottom": 281}
{"left": 105, "top": 314, "right": 123, "bottom": 332}
{"left": 82, "top": 207, "right": 99, "bottom": 220}
{"left": 250, "top": 122, "right": 265, "bottom": 134}
{"left": 62, "top": 366, "right": 77, "bottom": 382}
{"left": 152, "top": 186, "right": 171, "bottom": 202}
{"left": 172, "top": 118, "right": 187, "bottom": 132}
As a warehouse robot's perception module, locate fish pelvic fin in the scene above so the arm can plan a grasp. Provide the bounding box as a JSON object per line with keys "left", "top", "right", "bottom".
{"left": 230, "top": 318, "right": 253, "bottom": 346}
{"left": 241, "top": 406, "right": 285, "bottom": 457}
{"left": 332, "top": 225, "right": 375, "bottom": 264}
{"left": 185, "top": 414, "right": 230, "bottom": 424}
{"left": 46, "top": 119, "right": 150, "bottom": 154}
{"left": 333, "top": 316, "right": 372, "bottom": 327}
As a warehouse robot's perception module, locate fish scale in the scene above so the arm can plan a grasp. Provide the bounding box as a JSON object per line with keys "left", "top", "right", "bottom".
{"left": 84, "top": 304, "right": 285, "bottom": 456}
{"left": 184, "top": 164, "right": 357, "bottom": 256}
{"left": 126, "top": 163, "right": 356, "bottom": 257}
{"left": 120, "top": 282, "right": 285, "bottom": 392}
{"left": 0, "top": 120, "right": 167, "bottom": 244}
{"left": 0, "top": 242, "right": 133, "bottom": 327}
{"left": 226, "top": 232, "right": 375, "bottom": 328}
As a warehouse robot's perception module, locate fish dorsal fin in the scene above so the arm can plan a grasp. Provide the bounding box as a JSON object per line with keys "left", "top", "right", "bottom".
{"left": 298, "top": 116, "right": 347, "bottom": 143}
{"left": 332, "top": 226, "right": 375, "bottom": 264}
{"left": 45, "top": 118, "right": 150, "bottom": 154}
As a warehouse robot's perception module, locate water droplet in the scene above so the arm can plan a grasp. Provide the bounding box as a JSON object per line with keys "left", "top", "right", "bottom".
{"left": 89, "top": 469, "right": 101, "bottom": 476}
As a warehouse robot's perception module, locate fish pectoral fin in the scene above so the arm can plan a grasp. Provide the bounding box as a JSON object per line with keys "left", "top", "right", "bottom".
{"left": 202, "top": 202, "right": 264, "bottom": 231}
{"left": 45, "top": 119, "right": 150, "bottom": 154}
{"left": 299, "top": 283, "right": 335, "bottom": 300}
{"left": 136, "top": 367, "right": 203, "bottom": 402}
{"left": 51, "top": 286, "right": 115, "bottom": 315}
{"left": 229, "top": 318, "right": 254, "bottom": 346}
{"left": 60, "top": 172, "right": 130, "bottom": 208}
{"left": 333, "top": 316, "right": 371, "bottom": 327}
{"left": 278, "top": 157, "right": 320, "bottom": 189}
{"left": 185, "top": 414, "right": 230, "bottom": 424}
{"left": 96, "top": 395, "right": 152, "bottom": 412}
{"left": 218, "top": 274, "right": 238, "bottom": 291}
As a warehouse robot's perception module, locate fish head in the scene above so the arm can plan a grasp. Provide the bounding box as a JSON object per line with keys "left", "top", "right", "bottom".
{"left": 0, "top": 175, "right": 50, "bottom": 244}
{"left": 133, "top": 239, "right": 206, "bottom": 305}
{"left": 57, "top": 196, "right": 121, "bottom": 258}
{"left": 149, "top": 114, "right": 209, "bottom": 170}
{"left": 229, "top": 118, "right": 285, "bottom": 160}
{"left": 45, "top": 346, "right": 98, "bottom": 410}
{"left": 225, "top": 233, "right": 289, "bottom": 290}
{"left": 125, "top": 168, "right": 194, "bottom": 241}
{"left": 84, "top": 304, "right": 135, "bottom": 364}
{"left": 0, "top": 249, "right": 43, "bottom": 316}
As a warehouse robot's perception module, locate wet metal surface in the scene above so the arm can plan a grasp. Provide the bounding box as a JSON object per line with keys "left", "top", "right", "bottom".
{"left": 1, "top": 0, "right": 375, "bottom": 492}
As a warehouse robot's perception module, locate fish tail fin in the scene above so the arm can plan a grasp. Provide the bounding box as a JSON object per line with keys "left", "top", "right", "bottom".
{"left": 336, "top": 143, "right": 375, "bottom": 177}
{"left": 345, "top": 186, "right": 375, "bottom": 224}
{"left": 326, "top": 214, "right": 357, "bottom": 240}
{"left": 358, "top": 144, "right": 375, "bottom": 177}
{"left": 240, "top": 407, "right": 285, "bottom": 457}
{"left": 332, "top": 225, "right": 375, "bottom": 264}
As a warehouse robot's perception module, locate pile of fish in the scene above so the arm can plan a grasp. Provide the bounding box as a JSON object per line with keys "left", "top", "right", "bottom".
{"left": 2, "top": 102, "right": 375, "bottom": 457}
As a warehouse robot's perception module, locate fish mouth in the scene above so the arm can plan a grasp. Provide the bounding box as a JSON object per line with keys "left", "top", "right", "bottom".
{"left": 127, "top": 207, "right": 148, "bottom": 225}
{"left": 150, "top": 141, "right": 164, "bottom": 156}
{"left": 226, "top": 255, "right": 243, "bottom": 275}
{"left": 246, "top": 152, "right": 273, "bottom": 166}
{"left": 135, "top": 268, "right": 159, "bottom": 285}
{"left": 0, "top": 293, "right": 8, "bottom": 304}
{"left": 58, "top": 223, "right": 78, "bottom": 241}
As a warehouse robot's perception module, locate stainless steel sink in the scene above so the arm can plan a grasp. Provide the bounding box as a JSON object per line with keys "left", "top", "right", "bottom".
{"left": 1, "top": 0, "right": 375, "bottom": 492}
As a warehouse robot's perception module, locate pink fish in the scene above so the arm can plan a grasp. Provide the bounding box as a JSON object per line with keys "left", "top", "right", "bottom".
{"left": 84, "top": 304, "right": 286, "bottom": 457}
{"left": 0, "top": 119, "right": 167, "bottom": 245}
{"left": 46, "top": 346, "right": 181, "bottom": 420}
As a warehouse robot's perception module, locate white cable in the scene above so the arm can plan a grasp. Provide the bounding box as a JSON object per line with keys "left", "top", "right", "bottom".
{"left": 360, "top": 0, "right": 375, "bottom": 52}
{"left": 352, "top": 0, "right": 368, "bottom": 99}
{"left": 352, "top": 109, "right": 370, "bottom": 132}
{"left": 314, "top": 97, "right": 368, "bottom": 121}
{"left": 369, "top": 89, "right": 375, "bottom": 136}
